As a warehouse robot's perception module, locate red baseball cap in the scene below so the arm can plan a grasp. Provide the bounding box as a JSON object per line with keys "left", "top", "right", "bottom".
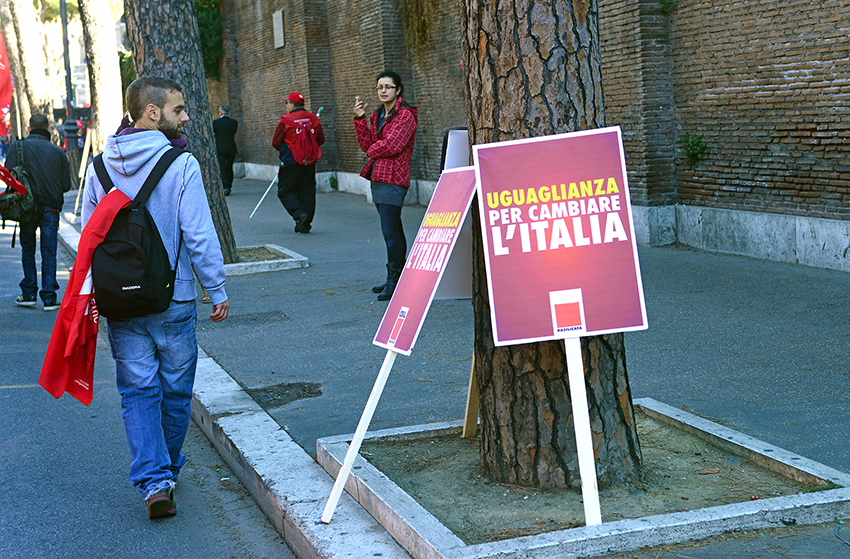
{"left": 287, "top": 92, "right": 305, "bottom": 104}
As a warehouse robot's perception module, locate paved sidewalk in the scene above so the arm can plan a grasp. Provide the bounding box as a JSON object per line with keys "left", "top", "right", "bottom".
{"left": 0, "top": 203, "right": 293, "bottom": 559}
{"left": 64, "top": 177, "right": 850, "bottom": 557}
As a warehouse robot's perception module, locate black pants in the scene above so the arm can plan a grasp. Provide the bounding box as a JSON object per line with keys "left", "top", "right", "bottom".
{"left": 277, "top": 163, "right": 316, "bottom": 224}
{"left": 217, "top": 153, "right": 235, "bottom": 191}
{"left": 375, "top": 203, "right": 406, "bottom": 264}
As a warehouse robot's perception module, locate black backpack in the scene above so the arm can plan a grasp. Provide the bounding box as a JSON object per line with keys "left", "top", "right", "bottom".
{"left": 91, "top": 148, "right": 184, "bottom": 320}
{"left": 0, "top": 140, "right": 40, "bottom": 246}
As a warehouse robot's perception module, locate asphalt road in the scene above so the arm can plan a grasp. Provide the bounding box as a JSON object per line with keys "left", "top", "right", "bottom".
{"left": 0, "top": 224, "right": 295, "bottom": 559}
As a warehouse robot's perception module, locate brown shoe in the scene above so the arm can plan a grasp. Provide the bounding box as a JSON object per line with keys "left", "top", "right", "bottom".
{"left": 146, "top": 490, "right": 176, "bottom": 519}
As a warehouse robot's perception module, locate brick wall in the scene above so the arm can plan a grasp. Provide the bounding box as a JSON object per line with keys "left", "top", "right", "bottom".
{"left": 215, "top": 0, "right": 334, "bottom": 170}
{"left": 221, "top": 0, "right": 466, "bottom": 184}
{"left": 599, "top": 0, "right": 648, "bottom": 202}
{"left": 406, "top": 2, "right": 467, "bottom": 181}
{"left": 219, "top": 0, "right": 850, "bottom": 220}
{"left": 670, "top": 0, "right": 850, "bottom": 219}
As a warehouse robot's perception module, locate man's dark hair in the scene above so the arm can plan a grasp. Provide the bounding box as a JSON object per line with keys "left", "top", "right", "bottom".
{"left": 125, "top": 76, "right": 183, "bottom": 122}
{"left": 29, "top": 113, "right": 50, "bottom": 132}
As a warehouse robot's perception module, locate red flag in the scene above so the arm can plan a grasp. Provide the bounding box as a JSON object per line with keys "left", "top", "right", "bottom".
{"left": 0, "top": 163, "right": 24, "bottom": 194}
{"left": 40, "top": 189, "right": 133, "bottom": 405}
{"left": 0, "top": 30, "right": 11, "bottom": 117}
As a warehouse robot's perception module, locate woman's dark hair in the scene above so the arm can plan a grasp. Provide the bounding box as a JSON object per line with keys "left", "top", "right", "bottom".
{"left": 376, "top": 70, "right": 404, "bottom": 98}
{"left": 375, "top": 70, "right": 410, "bottom": 116}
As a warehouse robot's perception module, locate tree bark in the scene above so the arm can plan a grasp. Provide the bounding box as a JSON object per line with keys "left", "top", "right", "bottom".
{"left": 0, "top": 0, "right": 27, "bottom": 138}
{"left": 78, "top": 0, "right": 124, "bottom": 154}
{"left": 463, "top": 0, "right": 642, "bottom": 489}
{"left": 5, "top": 0, "right": 51, "bottom": 123}
{"left": 123, "top": 0, "right": 237, "bottom": 264}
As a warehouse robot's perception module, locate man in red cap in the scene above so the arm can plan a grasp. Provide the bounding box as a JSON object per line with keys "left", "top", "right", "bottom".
{"left": 271, "top": 92, "right": 325, "bottom": 233}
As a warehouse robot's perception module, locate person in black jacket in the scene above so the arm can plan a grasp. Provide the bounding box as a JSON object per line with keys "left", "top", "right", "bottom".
{"left": 5, "top": 114, "right": 71, "bottom": 310}
{"left": 212, "top": 105, "right": 238, "bottom": 195}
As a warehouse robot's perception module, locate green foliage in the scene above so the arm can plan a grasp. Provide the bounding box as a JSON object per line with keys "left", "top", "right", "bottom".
{"left": 36, "top": 0, "right": 79, "bottom": 23}
{"left": 328, "top": 174, "right": 338, "bottom": 191}
{"left": 118, "top": 50, "right": 136, "bottom": 103}
{"left": 195, "top": 0, "right": 224, "bottom": 81}
{"left": 398, "top": 0, "right": 438, "bottom": 59}
{"left": 803, "top": 481, "right": 841, "bottom": 493}
{"left": 660, "top": 0, "right": 677, "bottom": 14}
{"left": 682, "top": 133, "right": 707, "bottom": 168}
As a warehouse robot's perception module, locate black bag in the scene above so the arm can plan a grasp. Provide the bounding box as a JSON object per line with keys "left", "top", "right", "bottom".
{"left": 91, "top": 147, "right": 184, "bottom": 320}
{"left": 0, "top": 140, "right": 40, "bottom": 226}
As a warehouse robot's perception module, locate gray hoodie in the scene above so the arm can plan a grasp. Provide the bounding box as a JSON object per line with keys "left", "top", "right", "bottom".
{"left": 81, "top": 130, "right": 227, "bottom": 306}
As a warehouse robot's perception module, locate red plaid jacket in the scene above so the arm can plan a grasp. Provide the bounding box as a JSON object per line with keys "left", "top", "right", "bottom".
{"left": 354, "top": 97, "right": 417, "bottom": 188}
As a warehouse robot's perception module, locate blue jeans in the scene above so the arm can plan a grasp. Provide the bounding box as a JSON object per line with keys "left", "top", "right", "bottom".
{"left": 19, "top": 206, "right": 60, "bottom": 304}
{"left": 106, "top": 301, "right": 198, "bottom": 499}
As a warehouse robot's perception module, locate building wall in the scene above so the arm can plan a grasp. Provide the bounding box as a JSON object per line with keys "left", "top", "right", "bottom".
{"left": 220, "top": 0, "right": 467, "bottom": 194}
{"left": 218, "top": 0, "right": 850, "bottom": 267}
{"left": 215, "top": 0, "right": 335, "bottom": 171}
{"left": 670, "top": 0, "right": 850, "bottom": 220}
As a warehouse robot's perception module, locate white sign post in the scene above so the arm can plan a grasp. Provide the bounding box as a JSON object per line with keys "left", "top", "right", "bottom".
{"left": 564, "top": 337, "right": 602, "bottom": 525}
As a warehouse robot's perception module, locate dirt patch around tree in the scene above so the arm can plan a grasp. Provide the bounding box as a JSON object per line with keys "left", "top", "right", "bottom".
{"left": 236, "top": 246, "right": 290, "bottom": 263}
{"left": 360, "top": 409, "right": 833, "bottom": 545}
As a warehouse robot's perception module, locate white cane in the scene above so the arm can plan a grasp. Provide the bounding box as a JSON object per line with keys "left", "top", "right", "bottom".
{"left": 249, "top": 173, "right": 279, "bottom": 218}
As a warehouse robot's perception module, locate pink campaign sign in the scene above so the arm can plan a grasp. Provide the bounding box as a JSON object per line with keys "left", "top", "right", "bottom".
{"left": 373, "top": 167, "right": 477, "bottom": 355}
{"left": 473, "top": 127, "right": 648, "bottom": 346}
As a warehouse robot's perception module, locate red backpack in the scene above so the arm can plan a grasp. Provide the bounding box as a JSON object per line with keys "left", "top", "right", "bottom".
{"left": 285, "top": 115, "right": 322, "bottom": 166}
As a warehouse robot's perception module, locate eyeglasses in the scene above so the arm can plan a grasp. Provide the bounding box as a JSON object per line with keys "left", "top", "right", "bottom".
{"left": 376, "top": 85, "right": 398, "bottom": 92}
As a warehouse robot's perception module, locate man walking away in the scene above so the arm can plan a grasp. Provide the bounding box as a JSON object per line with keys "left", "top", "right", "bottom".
{"left": 271, "top": 92, "right": 325, "bottom": 233}
{"left": 212, "top": 104, "right": 238, "bottom": 195}
{"left": 6, "top": 114, "right": 72, "bottom": 311}
{"left": 81, "top": 76, "right": 229, "bottom": 519}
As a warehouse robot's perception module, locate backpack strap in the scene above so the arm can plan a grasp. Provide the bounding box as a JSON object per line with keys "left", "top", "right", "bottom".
{"left": 93, "top": 147, "right": 185, "bottom": 206}
{"left": 92, "top": 154, "right": 115, "bottom": 193}
{"left": 15, "top": 139, "right": 24, "bottom": 168}
{"left": 132, "top": 147, "right": 185, "bottom": 208}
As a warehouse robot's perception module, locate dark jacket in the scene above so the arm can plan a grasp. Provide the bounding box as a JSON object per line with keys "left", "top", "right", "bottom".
{"left": 213, "top": 115, "right": 238, "bottom": 156}
{"left": 5, "top": 130, "right": 72, "bottom": 210}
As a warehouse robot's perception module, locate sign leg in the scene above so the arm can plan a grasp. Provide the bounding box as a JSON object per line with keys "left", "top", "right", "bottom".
{"left": 564, "top": 337, "right": 602, "bottom": 526}
{"left": 461, "top": 354, "right": 478, "bottom": 438}
{"left": 321, "top": 350, "right": 398, "bottom": 523}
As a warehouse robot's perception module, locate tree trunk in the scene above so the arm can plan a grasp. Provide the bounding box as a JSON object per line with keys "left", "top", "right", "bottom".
{"left": 462, "top": 0, "right": 642, "bottom": 489}
{"left": 0, "top": 0, "right": 27, "bottom": 138}
{"left": 5, "top": 0, "right": 51, "bottom": 123}
{"left": 123, "top": 0, "right": 237, "bottom": 264}
{"left": 78, "top": 0, "right": 124, "bottom": 154}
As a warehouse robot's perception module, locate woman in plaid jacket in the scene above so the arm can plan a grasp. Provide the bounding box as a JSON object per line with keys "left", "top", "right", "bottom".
{"left": 354, "top": 71, "right": 418, "bottom": 301}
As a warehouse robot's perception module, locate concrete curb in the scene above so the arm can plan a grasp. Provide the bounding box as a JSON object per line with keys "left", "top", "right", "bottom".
{"left": 316, "top": 399, "right": 850, "bottom": 559}
{"left": 192, "top": 348, "right": 410, "bottom": 559}
{"left": 224, "top": 244, "right": 309, "bottom": 275}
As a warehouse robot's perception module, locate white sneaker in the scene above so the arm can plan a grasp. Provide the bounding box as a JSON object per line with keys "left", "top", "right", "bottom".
{"left": 15, "top": 295, "right": 37, "bottom": 307}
